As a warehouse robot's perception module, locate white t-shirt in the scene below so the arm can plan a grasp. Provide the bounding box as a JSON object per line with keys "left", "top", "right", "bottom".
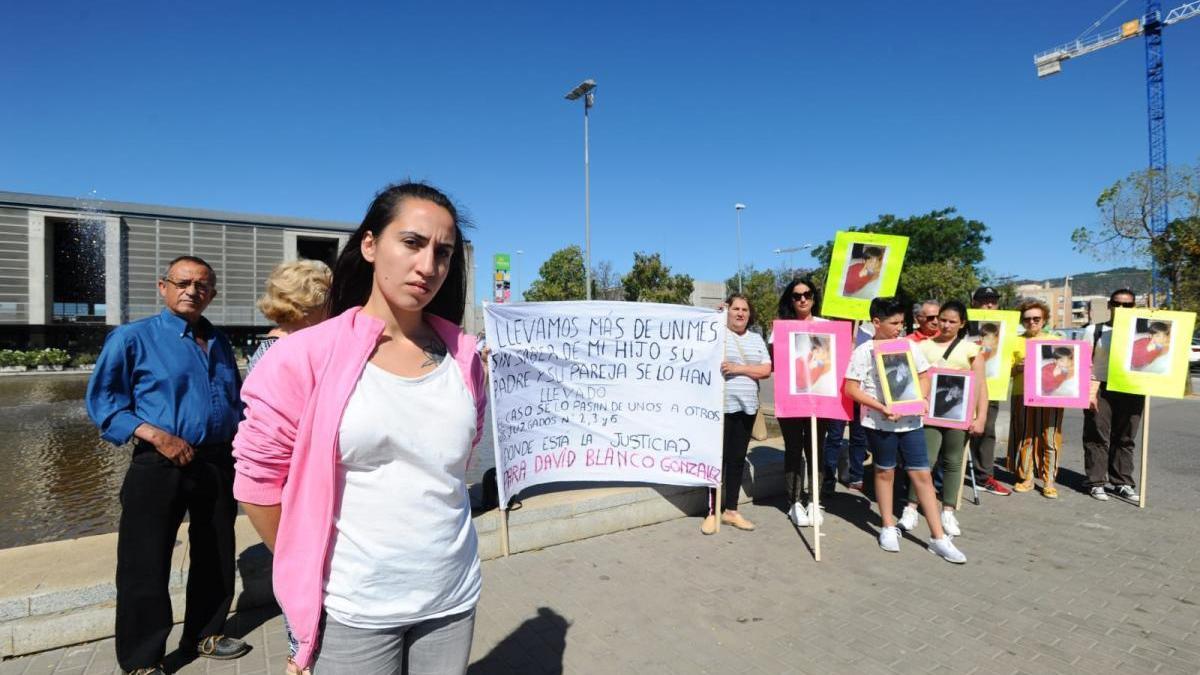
{"left": 1083, "top": 323, "right": 1113, "bottom": 382}
{"left": 724, "top": 327, "right": 771, "bottom": 414}
{"left": 845, "top": 339, "right": 930, "bottom": 432}
{"left": 324, "top": 358, "right": 481, "bottom": 628}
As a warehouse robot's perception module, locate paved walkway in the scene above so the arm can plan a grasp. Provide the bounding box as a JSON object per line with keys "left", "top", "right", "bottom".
{"left": 4, "top": 395, "right": 1200, "bottom": 674}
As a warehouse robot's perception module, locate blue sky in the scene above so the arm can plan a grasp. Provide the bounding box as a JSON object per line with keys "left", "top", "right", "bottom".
{"left": 3, "top": 1, "right": 1198, "bottom": 303}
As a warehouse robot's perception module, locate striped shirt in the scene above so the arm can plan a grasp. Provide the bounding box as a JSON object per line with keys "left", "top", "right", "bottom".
{"left": 724, "top": 327, "right": 771, "bottom": 414}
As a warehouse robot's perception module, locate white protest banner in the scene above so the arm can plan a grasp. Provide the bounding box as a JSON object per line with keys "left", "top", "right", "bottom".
{"left": 484, "top": 301, "right": 725, "bottom": 506}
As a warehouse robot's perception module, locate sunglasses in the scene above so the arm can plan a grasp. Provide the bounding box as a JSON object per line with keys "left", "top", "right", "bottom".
{"left": 1110, "top": 301, "right": 1135, "bottom": 308}
{"left": 1020, "top": 315, "right": 1044, "bottom": 323}
{"left": 918, "top": 314, "right": 938, "bottom": 321}
{"left": 791, "top": 291, "right": 814, "bottom": 301}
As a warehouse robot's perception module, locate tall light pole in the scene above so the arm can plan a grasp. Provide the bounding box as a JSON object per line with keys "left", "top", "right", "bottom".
{"left": 515, "top": 249, "right": 524, "bottom": 301}
{"left": 565, "top": 79, "right": 596, "bottom": 300}
{"left": 734, "top": 203, "right": 746, "bottom": 292}
{"left": 773, "top": 243, "right": 814, "bottom": 276}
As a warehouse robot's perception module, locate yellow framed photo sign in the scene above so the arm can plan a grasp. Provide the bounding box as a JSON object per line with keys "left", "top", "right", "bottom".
{"left": 966, "top": 309, "right": 1020, "bottom": 401}
{"left": 1106, "top": 308, "right": 1196, "bottom": 398}
{"left": 821, "top": 231, "right": 908, "bottom": 320}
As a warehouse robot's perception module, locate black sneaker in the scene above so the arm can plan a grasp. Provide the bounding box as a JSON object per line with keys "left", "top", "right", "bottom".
{"left": 195, "top": 635, "right": 251, "bottom": 660}
{"left": 1113, "top": 485, "right": 1140, "bottom": 503}
{"left": 127, "top": 667, "right": 165, "bottom": 675}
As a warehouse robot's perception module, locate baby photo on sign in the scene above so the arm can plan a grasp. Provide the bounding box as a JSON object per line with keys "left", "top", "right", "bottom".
{"left": 840, "top": 243, "right": 887, "bottom": 299}
{"left": 930, "top": 372, "right": 968, "bottom": 423}
{"left": 880, "top": 352, "right": 919, "bottom": 403}
{"left": 1128, "top": 317, "right": 1174, "bottom": 374}
{"left": 968, "top": 321, "right": 1003, "bottom": 380}
{"left": 790, "top": 332, "right": 836, "bottom": 396}
{"left": 1036, "top": 344, "right": 1079, "bottom": 398}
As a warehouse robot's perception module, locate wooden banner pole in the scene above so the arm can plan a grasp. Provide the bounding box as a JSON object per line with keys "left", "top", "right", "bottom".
{"left": 954, "top": 437, "right": 971, "bottom": 511}
{"left": 714, "top": 483, "right": 722, "bottom": 533}
{"left": 499, "top": 504, "right": 511, "bottom": 557}
{"left": 1138, "top": 396, "right": 1150, "bottom": 509}
{"left": 810, "top": 415, "right": 821, "bottom": 562}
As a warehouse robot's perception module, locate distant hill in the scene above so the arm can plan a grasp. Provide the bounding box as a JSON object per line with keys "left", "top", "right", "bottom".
{"left": 1013, "top": 267, "right": 1151, "bottom": 297}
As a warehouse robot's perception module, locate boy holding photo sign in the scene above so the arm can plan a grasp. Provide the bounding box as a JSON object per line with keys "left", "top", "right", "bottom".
{"left": 844, "top": 298, "right": 966, "bottom": 564}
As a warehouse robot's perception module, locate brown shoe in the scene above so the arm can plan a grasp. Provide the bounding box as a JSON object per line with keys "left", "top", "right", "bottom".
{"left": 700, "top": 514, "right": 717, "bottom": 535}
{"left": 721, "top": 512, "right": 756, "bottom": 531}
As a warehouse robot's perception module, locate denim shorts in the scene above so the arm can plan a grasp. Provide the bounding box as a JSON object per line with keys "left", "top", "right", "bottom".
{"left": 865, "top": 428, "right": 930, "bottom": 471}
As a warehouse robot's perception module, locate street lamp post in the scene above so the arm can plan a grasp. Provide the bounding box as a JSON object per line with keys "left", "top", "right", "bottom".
{"left": 773, "top": 243, "right": 814, "bottom": 276}
{"left": 565, "top": 79, "right": 597, "bottom": 300}
{"left": 735, "top": 203, "right": 746, "bottom": 292}
{"left": 515, "top": 249, "right": 524, "bottom": 301}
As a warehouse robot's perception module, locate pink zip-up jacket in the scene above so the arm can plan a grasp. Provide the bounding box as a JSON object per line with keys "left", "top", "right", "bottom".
{"left": 232, "top": 307, "right": 486, "bottom": 669}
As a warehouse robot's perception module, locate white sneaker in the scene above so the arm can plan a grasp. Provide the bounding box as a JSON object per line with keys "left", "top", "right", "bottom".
{"left": 940, "top": 510, "right": 962, "bottom": 537}
{"left": 1089, "top": 486, "right": 1109, "bottom": 501}
{"left": 788, "top": 501, "right": 811, "bottom": 527}
{"left": 879, "top": 526, "right": 901, "bottom": 552}
{"left": 808, "top": 504, "right": 824, "bottom": 527}
{"left": 898, "top": 504, "right": 919, "bottom": 531}
{"left": 928, "top": 536, "right": 967, "bottom": 564}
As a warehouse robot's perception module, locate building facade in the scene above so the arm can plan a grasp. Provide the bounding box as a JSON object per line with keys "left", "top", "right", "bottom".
{"left": 0, "top": 190, "right": 477, "bottom": 346}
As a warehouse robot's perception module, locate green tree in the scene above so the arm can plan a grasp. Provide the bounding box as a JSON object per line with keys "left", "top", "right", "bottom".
{"left": 724, "top": 266, "right": 787, "bottom": 336}
{"left": 897, "top": 261, "right": 979, "bottom": 307}
{"left": 811, "top": 207, "right": 991, "bottom": 269}
{"left": 621, "top": 252, "right": 695, "bottom": 305}
{"left": 1150, "top": 216, "right": 1200, "bottom": 312}
{"left": 1073, "top": 163, "right": 1199, "bottom": 308}
{"left": 524, "top": 245, "right": 587, "bottom": 301}
{"left": 809, "top": 207, "right": 992, "bottom": 308}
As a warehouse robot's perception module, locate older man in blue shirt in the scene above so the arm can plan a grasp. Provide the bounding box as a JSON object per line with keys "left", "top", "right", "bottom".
{"left": 87, "top": 255, "right": 249, "bottom": 675}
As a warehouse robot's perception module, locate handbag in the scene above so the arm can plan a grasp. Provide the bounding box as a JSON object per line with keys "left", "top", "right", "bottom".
{"left": 732, "top": 331, "right": 770, "bottom": 441}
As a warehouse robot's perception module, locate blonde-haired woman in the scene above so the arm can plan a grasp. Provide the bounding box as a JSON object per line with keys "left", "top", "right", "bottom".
{"left": 1008, "top": 298, "right": 1064, "bottom": 498}
{"left": 248, "top": 260, "right": 332, "bottom": 373}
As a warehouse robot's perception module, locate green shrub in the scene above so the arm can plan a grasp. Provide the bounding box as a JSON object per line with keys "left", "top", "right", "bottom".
{"left": 0, "top": 350, "right": 24, "bottom": 367}
{"left": 71, "top": 351, "right": 99, "bottom": 367}
{"left": 44, "top": 348, "right": 71, "bottom": 366}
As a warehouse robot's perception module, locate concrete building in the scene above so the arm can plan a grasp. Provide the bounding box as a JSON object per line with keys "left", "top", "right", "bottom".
{"left": 689, "top": 280, "right": 726, "bottom": 309}
{"left": 0, "top": 190, "right": 477, "bottom": 347}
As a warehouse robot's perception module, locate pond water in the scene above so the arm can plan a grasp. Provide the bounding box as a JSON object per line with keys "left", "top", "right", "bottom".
{"left": 0, "top": 374, "right": 495, "bottom": 550}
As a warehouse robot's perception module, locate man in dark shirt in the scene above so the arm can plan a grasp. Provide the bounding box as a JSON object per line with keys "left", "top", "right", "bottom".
{"left": 87, "top": 256, "right": 249, "bottom": 675}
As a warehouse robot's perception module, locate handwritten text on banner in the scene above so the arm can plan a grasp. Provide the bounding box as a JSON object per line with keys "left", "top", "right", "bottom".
{"left": 484, "top": 301, "right": 725, "bottom": 506}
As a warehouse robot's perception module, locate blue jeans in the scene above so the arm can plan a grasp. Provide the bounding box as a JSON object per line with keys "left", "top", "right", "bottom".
{"left": 824, "top": 405, "right": 869, "bottom": 483}
{"left": 865, "top": 428, "right": 930, "bottom": 471}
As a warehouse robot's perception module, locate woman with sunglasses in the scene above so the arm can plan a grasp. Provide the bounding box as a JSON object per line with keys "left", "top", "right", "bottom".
{"left": 1007, "top": 299, "right": 1065, "bottom": 498}
{"left": 770, "top": 278, "right": 833, "bottom": 528}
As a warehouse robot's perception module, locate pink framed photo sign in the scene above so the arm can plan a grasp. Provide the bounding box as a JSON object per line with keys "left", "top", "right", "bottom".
{"left": 873, "top": 338, "right": 926, "bottom": 416}
{"left": 923, "top": 367, "right": 976, "bottom": 430}
{"left": 771, "top": 320, "right": 852, "bottom": 421}
{"left": 1023, "top": 339, "right": 1091, "bottom": 409}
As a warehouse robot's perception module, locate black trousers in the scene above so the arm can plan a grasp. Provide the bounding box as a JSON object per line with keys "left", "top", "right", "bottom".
{"left": 1082, "top": 384, "right": 1143, "bottom": 488}
{"left": 968, "top": 400, "right": 1000, "bottom": 481}
{"left": 716, "top": 412, "right": 756, "bottom": 512}
{"left": 116, "top": 443, "right": 237, "bottom": 671}
{"left": 779, "top": 416, "right": 828, "bottom": 505}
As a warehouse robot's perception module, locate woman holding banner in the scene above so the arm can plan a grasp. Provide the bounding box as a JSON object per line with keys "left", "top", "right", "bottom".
{"left": 1007, "top": 299, "right": 1065, "bottom": 498}
{"left": 770, "top": 278, "right": 832, "bottom": 528}
{"left": 233, "top": 182, "right": 488, "bottom": 674}
{"left": 704, "top": 293, "right": 772, "bottom": 535}
{"left": 897, "top": 301, "right": 988, "bottom": 537}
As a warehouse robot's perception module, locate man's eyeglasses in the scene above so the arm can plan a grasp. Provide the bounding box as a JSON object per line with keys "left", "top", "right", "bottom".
{"left": 1020, "top": 315, "right": 1044, "bottom": 323}
{"left": 1110, "top": 301, "right": 1135, "bottom": 308}
{"left": 162, "top": 277, "right": 214, "bottom": 295}
{"left": 791, "top": 291, "right": 814, "bottom": 301}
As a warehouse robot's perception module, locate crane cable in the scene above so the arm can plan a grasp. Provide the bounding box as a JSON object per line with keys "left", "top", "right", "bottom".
{"left": 1075, "top": 0, "right": 1132, "bottom": 41}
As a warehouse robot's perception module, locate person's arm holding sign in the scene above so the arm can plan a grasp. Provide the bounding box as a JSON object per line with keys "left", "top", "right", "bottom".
{"left": 845, "top": 378, "right": 899, "bottom": 421}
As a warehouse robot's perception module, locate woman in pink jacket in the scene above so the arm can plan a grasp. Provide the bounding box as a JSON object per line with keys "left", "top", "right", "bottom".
{"left": 233, "top": 182, "right": 487, "bottom": 674}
